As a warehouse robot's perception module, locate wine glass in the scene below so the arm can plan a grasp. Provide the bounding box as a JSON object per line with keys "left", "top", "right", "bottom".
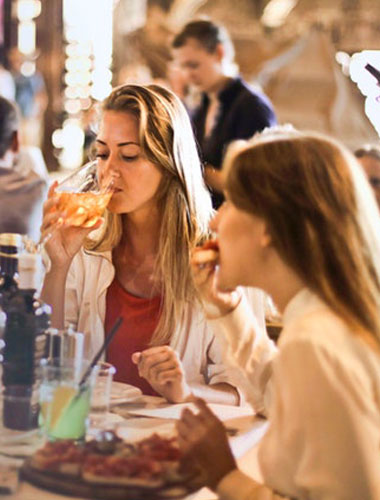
{"left": 54, "top": 160, "right": 113, "bottom": 228}
{"left": 31, "top": 160, "right": 113, "bottom": 253}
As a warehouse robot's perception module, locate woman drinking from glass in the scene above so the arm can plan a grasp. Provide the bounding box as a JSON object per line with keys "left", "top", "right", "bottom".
{"left": 40, "top": 84, "right": 266, "bottom": 404}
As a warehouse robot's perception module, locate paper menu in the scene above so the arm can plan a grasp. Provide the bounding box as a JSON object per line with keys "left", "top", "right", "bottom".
{"left": 125, "top": 402, "right": 254, "bottom": 422}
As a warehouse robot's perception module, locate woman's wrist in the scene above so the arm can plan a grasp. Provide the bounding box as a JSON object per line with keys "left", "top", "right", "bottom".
{"left": 203, "top": 291, "right": 242, "bottom": 320}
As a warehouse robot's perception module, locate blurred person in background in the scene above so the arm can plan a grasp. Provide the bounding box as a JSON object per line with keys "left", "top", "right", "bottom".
{"left": 8, "top": 48, "right": 47, "bottom": 148}
{"left": 178, "top": 127, "right": 380, "bottom": 499}
{"left": 0, "top": 96, "right": 48, "bottom": 242}
{"left": 171, "top": 19, "right": 277, "bottom": 208}
{"left": 355, "top": 145, "right": 380, "bottom": 208}
{"left": 40, "top": 84, "right": 265, "bottom": 404}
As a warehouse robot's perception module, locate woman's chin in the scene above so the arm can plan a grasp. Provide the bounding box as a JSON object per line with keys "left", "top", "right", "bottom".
{"left": 215, "top": 270, "right": 237, "bottom": 292}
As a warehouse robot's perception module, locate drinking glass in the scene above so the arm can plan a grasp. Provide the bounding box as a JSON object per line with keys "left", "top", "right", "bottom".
{"left": 90, "top": 362, "right": 116, "bottom": 428}
{"left": 39, "top": 358, "right": 98, "bottom": 442}
{"left": 54, "top": 160, "right": 113, "bottom": 229}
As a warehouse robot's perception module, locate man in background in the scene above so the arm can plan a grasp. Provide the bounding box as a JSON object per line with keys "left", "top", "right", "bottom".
{"left": 0, "top": 96, "right": 48, "bottom": 242}
{"left": 172, "top": 19, "right": 277, "bottom": 208}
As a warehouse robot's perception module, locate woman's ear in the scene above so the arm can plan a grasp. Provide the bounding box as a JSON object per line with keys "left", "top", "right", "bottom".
{"left": 215, "top": 43, "right": 225, "bottom": 63}
{"left": 260, "top": 222, "right": 272, "bottom": 248}
{"left": 10, "top": 131, "right": 19, "bottom": 153}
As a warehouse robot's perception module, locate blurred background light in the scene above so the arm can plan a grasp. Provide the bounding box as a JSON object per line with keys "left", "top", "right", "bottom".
{"left": 349, "top": 50, "right": 380, "bottom": 138}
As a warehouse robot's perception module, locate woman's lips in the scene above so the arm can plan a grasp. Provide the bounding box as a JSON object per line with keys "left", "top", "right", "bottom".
{"left": 201, "top": 239, "right": 219, "bottom": 251}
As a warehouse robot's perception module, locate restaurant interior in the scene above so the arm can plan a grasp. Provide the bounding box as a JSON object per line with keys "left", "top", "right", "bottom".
{"left": 1, "top": 0, "right": 379, "bottom": 171}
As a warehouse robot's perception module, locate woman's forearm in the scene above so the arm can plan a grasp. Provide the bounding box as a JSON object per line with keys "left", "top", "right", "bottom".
{"left": 189, "top": 382, "right": 240, "bottom": 405}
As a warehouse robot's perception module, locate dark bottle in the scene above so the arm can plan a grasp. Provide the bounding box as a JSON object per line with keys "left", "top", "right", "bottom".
{"left": 0, "top": 233, "right": 22, "bottom": 279}
{"left": 2, "top": 252, "right": 51, "bottom": 430}
{"left": 0, "top": 233, "right": 22, "bottom": 315}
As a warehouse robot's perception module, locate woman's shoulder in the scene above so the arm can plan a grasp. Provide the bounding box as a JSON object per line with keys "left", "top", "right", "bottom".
{"left": 69, "top": 247, "right": 113, "bottom": 274}
{"left": 279, "top": 293, "right": 380, "bottom": 380}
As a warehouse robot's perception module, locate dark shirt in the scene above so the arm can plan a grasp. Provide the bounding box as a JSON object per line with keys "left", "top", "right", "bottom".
{"left": 191, "top": 77, "right": 277, "bottom": 208}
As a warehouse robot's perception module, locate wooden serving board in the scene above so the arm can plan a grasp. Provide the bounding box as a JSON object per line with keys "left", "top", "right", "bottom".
{"left": 21, "top": 460, "right": 200, "bottom": 500}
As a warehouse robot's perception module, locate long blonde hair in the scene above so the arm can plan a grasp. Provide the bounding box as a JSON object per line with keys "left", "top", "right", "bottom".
{"left": 86, "top": 84, "right": 212, "bottom": 344}
{"left": 224, "top": 127, "right": 380, "bottom": 348}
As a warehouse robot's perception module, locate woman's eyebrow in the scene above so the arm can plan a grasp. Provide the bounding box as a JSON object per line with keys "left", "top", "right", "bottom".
{"left": 117, "top": 141, "right": 140, "bottom": 147}
{"left": 95, "top": 139, "right": 139, "bottom": 147}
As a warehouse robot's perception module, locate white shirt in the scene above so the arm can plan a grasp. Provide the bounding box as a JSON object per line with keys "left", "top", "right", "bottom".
{"left": 212, "top": 288, "right": 380, "bottom": 499}
{"left": 63, "top": 248, "right": 267, "bottom": 398}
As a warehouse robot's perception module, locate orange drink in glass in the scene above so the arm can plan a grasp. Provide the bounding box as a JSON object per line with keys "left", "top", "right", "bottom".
{"left": 55, "top": 160, "right": 113, "bottom": 228}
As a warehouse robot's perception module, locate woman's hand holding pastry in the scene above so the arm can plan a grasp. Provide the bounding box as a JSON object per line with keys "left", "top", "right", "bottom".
{"left": 191, "top": 241, "right": 241, "bottom": 319}
{"left": 132, "top": 346, "right": 192, "bottom": 403}
{"left": 176, "top": 398, "right": 237, "bottom": 490}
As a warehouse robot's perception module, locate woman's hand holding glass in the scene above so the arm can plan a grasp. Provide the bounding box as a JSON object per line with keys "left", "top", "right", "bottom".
{"left": 40, "top": 160, "right": 112, "bottom": 267}
{"left": 191, "top": 244, "right": 241, "bottom": 319}
{"left": 40, "top": 181, "right": 104, "bottom": 268}
{"left": 132, "top": 346, "right": 192, "bottom": 403}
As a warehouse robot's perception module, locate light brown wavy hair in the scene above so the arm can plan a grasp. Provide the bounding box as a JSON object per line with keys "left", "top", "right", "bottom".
{"left": 224, "top": 127, "right": 380, "bottom": 350}
{"left": 85, "top": 84, "right": 212, "bottom": 345}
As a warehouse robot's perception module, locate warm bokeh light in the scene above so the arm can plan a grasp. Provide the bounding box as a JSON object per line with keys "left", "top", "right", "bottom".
{"left": 18, "top": 20, "right": 35, "bottom": 55}
{"left": 17, "top": 0, "right": 41, "bottom": 56}
{"left": 17, "top": 0, "right": 41, "bottom": 22}
{"left": 56, "top": 0, "right": 113, "bottom": 168}
{"left": 261, "top": 0, "right": 298, "bottom": 28}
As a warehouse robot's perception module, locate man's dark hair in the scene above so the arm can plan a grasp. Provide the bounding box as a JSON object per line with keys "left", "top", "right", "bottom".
{"left": 354, "top": 145, "right": 380, "bottom": 162}
{"left": 0, "top": 97, "right": 18, "bottom": 158}
{"left": 172, "top": 19, "right": 234, "bottom": 60}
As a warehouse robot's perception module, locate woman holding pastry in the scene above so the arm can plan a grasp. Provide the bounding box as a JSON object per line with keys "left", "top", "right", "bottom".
{"left": 177, "top": 127, "right": 380, "bottom": 498}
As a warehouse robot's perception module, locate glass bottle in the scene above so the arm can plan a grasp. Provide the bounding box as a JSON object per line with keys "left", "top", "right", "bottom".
{"left": 0, "top": 234, "right": 22, "bottom": 320}
{"left": 2, "top": 253, "right": 51, "bottom": 430}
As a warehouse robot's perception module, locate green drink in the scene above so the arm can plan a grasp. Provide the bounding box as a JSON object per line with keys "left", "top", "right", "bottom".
{"left": 39, "top": 359, "right": 97, "bottom": 441}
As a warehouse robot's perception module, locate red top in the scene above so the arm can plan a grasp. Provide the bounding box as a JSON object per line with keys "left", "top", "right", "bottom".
{"left": 105, "top": 277, "right": 162, "bottom": 396}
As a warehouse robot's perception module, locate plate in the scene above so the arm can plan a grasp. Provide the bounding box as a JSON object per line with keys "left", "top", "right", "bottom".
{"left": 110, "top": 382, "right": 142, "bottom": 406}
{"left": 21, "top": 459, "right": 200, "bottom": 499}
{"left": 21, "top": 433, "right": 202, "bottom": 499}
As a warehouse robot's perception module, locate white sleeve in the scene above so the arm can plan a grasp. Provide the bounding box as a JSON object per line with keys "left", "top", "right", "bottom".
{"left": 63, "top": 256, "right": 82, "bottom": 331}
{"left": 209, "top": 290, "right": 277, "bottom": 414}
{"left": 259, "top": 339, "right": 380, "bottom": 499}
{"left": 217, "top": 470, "right": 289, "bottom": 500}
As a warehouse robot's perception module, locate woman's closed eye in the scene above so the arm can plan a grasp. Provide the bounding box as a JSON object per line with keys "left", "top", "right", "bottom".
{"left": 121, "top": 154, "right": 139, "bottom": 162}
{"left": 95, "top": 153, "right": 108, "bottom": 160}
{"left": 94, "top": 152, "right": 139, "bottom": 163}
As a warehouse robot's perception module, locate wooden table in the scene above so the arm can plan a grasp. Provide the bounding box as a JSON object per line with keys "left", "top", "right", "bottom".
{"left": 4, "top": 394, "right": 268, "bottom": 499}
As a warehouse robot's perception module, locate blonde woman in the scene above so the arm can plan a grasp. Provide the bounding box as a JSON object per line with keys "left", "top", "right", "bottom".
{"left": 178, "top": 128, "right": 380, "bottom": 498}
{"left": 41, "top": 84, "right": 265, "bottom": 404}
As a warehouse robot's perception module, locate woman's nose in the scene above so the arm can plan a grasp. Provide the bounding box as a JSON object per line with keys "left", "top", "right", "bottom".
{"left": 209, "top": 209, "right": 220, "bottom": 232}
{"left": 103, "top": 154, "right": 122, "bottom": 177}
{"left": 209, "top": 202, "right": 226, "bottom": 232}
{"left": 99, "top": 156, "right": 120, "bottom": 187}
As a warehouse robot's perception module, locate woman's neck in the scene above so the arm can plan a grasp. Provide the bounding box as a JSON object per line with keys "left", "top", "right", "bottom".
{"left": 120, "top": 210, "right": 160, "bottom": 261}
{"left": 113, "top": 210, "right": 162, "bottom": 298}
{"left": 264, "top": 261, "right": 305, "bottom": 314}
